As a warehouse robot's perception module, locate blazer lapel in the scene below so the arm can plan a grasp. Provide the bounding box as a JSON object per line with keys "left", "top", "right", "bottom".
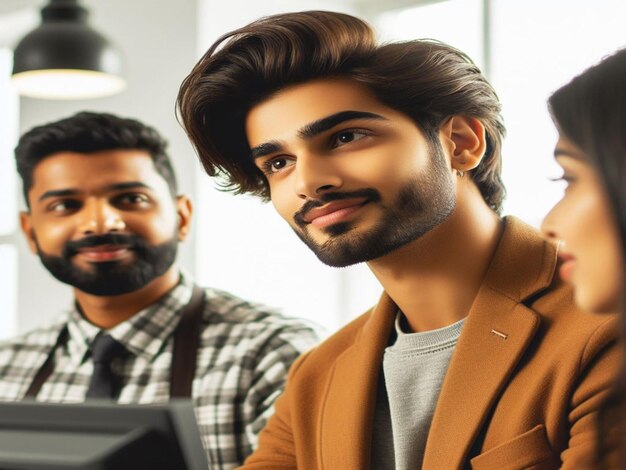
{"left": 422, "top": 293, "right": 540, "bottom": 468}
{"left": 320, "top": 292, "right": 396, "bottom": 469}
{"left": 422, "top": 217, "right": 558, "bottom": 469}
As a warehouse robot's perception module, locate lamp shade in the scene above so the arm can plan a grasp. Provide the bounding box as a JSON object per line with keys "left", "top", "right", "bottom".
{"left": 12, "top": 0, "right": 125, "bottom": 99}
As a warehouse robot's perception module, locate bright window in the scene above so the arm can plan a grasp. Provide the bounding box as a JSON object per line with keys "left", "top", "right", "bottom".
{"left": 0, "top": 245, "right": 17, "bottom": 339}
{"left": 0, "top": 48, "right": 18, "bottom": 236}
{"left": 491, "top": 0, "right": 626, "bottom": 226}
{"left": 0, "top": 47, "right": 18, "bottom": 339}
{"left": 376, "top": 0, "right": 484, "bottom": 71}
{"left": 196, "top": 186, "right": 383, "bottom": 332}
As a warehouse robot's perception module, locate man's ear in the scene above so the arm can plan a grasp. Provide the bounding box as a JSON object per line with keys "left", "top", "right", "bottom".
{"left": 440, "top": 116, "right": 487, "bottom": 173}
{"left": 175, "top": 195, "right": 193, "bottom": 242}
{"left": 20, "top": 211, "right": 38, "bottom": 254}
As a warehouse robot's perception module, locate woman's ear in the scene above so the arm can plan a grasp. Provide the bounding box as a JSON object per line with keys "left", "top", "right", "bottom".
{"left": 175, "top": 195, "right": 193, "bottom": 241}
{"left": 440, "top": 115, "right": 487, "bottom": 174}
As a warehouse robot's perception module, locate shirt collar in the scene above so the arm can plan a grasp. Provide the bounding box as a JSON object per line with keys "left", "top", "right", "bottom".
{"left": 66, "top": 271, "right": 195, "bottom": 363}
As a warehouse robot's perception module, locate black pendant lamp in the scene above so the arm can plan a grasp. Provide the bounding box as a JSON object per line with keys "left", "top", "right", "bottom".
{"left": 12, "top": 0, "right": 125, "bottom": 100}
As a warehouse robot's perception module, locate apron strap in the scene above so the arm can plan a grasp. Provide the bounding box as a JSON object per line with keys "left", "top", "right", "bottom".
{"left": 24, "top": 328, "right": 68, "bottom": 398}
{"left": 24, "top": 285, "right": 206, "bottom": 400}
{"left": 169, "top": 285, "right": 205, "bottom": 398}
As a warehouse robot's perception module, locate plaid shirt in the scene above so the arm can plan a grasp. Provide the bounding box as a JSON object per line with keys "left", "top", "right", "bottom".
{"left": 0, "top": 272, "right": 321, "bottom": 469}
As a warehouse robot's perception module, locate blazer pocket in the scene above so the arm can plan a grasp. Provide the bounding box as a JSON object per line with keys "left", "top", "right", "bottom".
{"left": 470, "top": 424, "right": 559, "bottom": 470}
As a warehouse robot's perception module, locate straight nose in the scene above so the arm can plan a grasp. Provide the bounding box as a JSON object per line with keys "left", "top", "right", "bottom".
{"left": 78, "top": 198, "right": 126, "bottom": 235}
{"left": 295, "top": 153, "right": 343, "bottom": 200}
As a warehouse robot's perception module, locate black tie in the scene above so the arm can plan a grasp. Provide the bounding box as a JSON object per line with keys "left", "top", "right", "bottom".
{"left": 86, "top": 334, "right": 125, "bottom": 399}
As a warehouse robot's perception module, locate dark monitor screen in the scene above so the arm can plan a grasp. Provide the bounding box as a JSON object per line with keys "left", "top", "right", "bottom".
{"left": 0, "top": 400, "right": 209, "bottom": 470}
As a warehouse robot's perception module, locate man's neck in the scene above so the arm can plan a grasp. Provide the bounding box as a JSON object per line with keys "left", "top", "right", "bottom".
{"left": 73, "top": 267, "right": 181, "bottom": 329}
{"left": 367, "top": 191, "right": 503, "bottom": 333}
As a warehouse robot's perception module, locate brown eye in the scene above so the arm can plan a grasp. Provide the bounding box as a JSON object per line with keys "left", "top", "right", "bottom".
{"left": 49, "top": 199, "right": 81, "bottom": 213}
{"left": 270, "top": 159, "right": 287, "bottom": 171}
{"left": 331, "top": 129, "right": 371, "bottom": 148}
{"left": 114, "top": 193, "right": 151, "bottom": 206}
{"left": 261, "top": 156, "right": 295, "bottom": 176}
{"left": 338, "top": 133, "right": 356, "bottom": 144}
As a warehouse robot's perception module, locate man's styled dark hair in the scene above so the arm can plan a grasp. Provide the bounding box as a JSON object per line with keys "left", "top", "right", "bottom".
{"left": 15, "top": 111, "right": 178, "bottom": 206}
{"left": 177, "top": 10, "right": 506, "bottom": 212}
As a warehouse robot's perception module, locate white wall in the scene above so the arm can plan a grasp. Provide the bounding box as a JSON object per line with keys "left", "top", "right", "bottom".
{"left": 3, "top": 0, "right": 201, "bottom": 333}
{"left": 0, "top": 48, "right": 19, "bottom": 338}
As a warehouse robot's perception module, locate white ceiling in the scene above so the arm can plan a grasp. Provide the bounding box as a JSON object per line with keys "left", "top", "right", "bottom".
{"left": 0, "top": 0, "right": 40, "bottom": 15}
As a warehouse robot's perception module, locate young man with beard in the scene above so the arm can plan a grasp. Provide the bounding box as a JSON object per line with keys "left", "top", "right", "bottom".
{"left": 177, "top": 11, "right": 620, "bottom": 469}
{"left": 3, "top": 111, "right": 321, "bottom": 470}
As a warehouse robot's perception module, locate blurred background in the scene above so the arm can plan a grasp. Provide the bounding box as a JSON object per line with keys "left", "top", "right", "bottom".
{"left": 1, "top": 0, "right": 625, "bottom": 338}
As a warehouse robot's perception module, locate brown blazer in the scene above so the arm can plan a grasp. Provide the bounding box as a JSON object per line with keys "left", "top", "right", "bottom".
{"left": 242, "top": 217, "right": 620, "bottom": 469}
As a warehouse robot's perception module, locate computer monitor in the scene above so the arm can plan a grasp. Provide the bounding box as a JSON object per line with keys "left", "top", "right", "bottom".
{"left": 0, "top": 400, "right": 209, "bottom": 470}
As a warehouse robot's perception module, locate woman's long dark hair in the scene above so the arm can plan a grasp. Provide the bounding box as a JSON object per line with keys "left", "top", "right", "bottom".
{"left": 549, "top": 48, "right": 626, "bottom": 467}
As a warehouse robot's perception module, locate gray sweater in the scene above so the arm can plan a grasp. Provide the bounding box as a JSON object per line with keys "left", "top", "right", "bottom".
{"left": 371, "top": 314, "right": 464, "bottom": 469}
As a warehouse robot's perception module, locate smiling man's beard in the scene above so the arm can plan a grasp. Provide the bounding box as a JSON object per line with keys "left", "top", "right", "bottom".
{"left": 292, "top": 141, "right": 456, "bottom": 267}
{"left": 34, "top": 232, "right": 179, "bottom": 296}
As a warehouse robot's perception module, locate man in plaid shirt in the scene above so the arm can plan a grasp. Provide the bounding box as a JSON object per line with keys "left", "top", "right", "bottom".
{"left": 2, "top": 111, "right": 321, "bottom": 469}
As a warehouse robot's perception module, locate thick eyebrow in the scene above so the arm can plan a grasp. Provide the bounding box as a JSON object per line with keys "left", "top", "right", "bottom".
{"left": 250, "top": 110, "right": 388, "bottom": 160}
{"left": 298, "top": 110, "right": 388, "bottom": 139}
{"left": 251, "top": 142, "right": 283, "bottom": 160}
{"left": 37, "top": 182, "right": 152, "bottom": 202}
{"left": 107, "top": 182, "right": 152, "bottom": 192}
{"left": 38, "top": 189, "right": 79, "bottom": 202}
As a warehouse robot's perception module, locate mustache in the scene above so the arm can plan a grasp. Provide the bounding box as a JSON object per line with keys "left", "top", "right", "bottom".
{"left": 293, "top": 188, "right": 381, "bottom": 227}
{"left": 63, "top": 233, "right": 145, "bottom": 258}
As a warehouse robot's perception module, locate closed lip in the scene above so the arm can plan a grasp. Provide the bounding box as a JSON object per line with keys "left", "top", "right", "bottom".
{"left": 76, "top": 245, "right": 132, "bottom": 261}
{"left": 77, "top": 244, "right": 130, "bottom": 253}
{"left": 557, "top": 251, "right": 576, "bottom": 263}
{"left": 302, "top": 199, "right": 369, "bottom": 224}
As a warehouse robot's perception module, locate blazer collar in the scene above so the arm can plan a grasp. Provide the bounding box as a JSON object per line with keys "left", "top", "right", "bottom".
{"left": 320, "top": 217, "right": 557, "bottom": 469}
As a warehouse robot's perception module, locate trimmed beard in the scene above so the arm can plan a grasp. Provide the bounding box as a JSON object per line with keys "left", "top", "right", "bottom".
{"left": 292, "top": 140, "right": 456, "bottom": 267}
{"left": 35, "top": 232, "right": 178, "bottom": 296}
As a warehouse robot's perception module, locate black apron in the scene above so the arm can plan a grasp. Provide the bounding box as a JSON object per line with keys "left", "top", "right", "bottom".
{"left": 24, "top": 286, "right": 206, "bottom": 399}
